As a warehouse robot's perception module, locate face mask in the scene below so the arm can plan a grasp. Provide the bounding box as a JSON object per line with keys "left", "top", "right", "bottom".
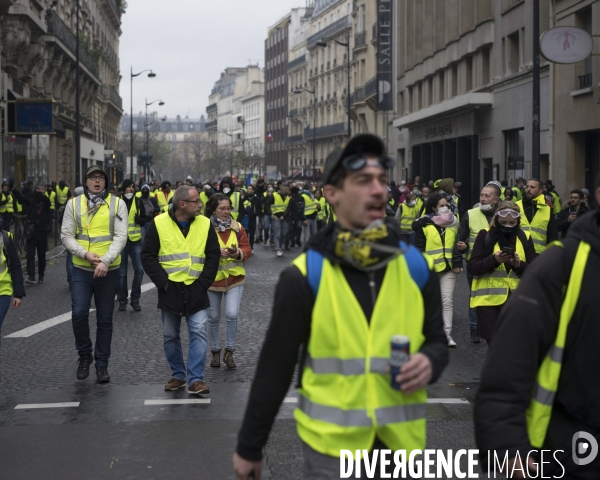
{"left": 407, "top": 201, "right": 416, "bottom": 207}
{"left": 498, "top": 223, "right": 518, "bottom": 235}
{"left": 437, "top": 206, "right": 449, "bottom": 215}
{"left": 480, "top": 203, "right": 493, "bottom": 212}
{"left": 124, "top": 193, "right": 133, "bottom": 200}
{"left": 142, "top": 190, "right": 149, "bottom": 198}
{"left": 223, "top": 187, "right": 231, "bottom": 194}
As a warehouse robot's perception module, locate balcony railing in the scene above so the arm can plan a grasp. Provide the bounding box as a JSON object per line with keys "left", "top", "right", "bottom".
{"left": 365, "top": 77, "right": 377, "bottom": 98}
{"left": 579, "top": 73, "right": 592, "bottom": 89}
{"left": 205, "top": 120, "right": 218, "bottom": 130}
{"left": 287, "top": 55, "right": 306, "bottom": 71}
{"left": 285, "top": 135, "right": 304, "bottom": 146}
{"left": 101, "top": 84, "right": 122, "bottom": 109}
{"left": 354, "top": 31, "right": 366, "bottom": 49}
{"left": 290, "top": 107, "right": 307, "bottom": 118}
{"left": 307, "top": 16, "right": 351, "bottom": 49}
{"left": 206, "top": 103, "right": 217, "bottom": 113}
{"left": 353, "top": 86, "right": 366, "bottom": 104}
{"left": 46, "top": 14, "right": 99, "bottom": 79}
{"left": 304, "top": 123, "right": 347, "bottom": 140}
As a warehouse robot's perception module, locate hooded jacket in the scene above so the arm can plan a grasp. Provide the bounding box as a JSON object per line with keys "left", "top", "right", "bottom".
{"left": 474, "top": 209, "right": 600, "bottom": 478}
{"left": 236, "top": 218, "right": 448, "bottom": 462}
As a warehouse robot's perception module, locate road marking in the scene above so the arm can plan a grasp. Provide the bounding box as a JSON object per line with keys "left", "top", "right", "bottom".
{"left": 14, "top": 402, "right": 80, "bottom": 409}
{"left": 282, "top": 397, "right": 469, "bottom": 405}
{"left": 144, "top": 399, "right": 210, "bottom": 405}
{"left": 5, "top": 283, "right": 156, "bottom": 338}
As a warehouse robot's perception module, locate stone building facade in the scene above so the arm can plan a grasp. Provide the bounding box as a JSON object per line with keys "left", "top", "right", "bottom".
{"left": 1, "top": 0, "right": 124, "bottom": 187}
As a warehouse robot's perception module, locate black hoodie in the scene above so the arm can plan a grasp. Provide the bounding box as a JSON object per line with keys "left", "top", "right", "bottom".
{"left": 474, "top": 210, "right": 600, "bottom": 478}
{"left": 236, "top": 218, "right": 448, "bottom": 462}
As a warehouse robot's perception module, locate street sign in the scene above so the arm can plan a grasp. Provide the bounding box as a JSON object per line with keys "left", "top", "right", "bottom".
{"left": 540, "top": 27, "right": 594, "bottom": 64}
{"left": 9, "top": 99, "right": 54, "bottom": 134}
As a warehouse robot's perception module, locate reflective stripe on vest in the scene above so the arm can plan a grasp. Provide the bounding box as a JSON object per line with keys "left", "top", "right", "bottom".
{"left": 215, "top": 226, "right": 245, "bottom": 281}
{"left": 291, "top": 252, "right": 427, "bottom": 457}
{"left": 271, "top": 192, "right": 288, "bottom": 215}
{"left": 127, "top": 198, "right": 142, "bottom": 242}
{"left": 423, "top": 224, "right": 457, "bottom": 273}
{"left": 516, "top": 196, "right": 550, "bottom": 254}
{"left": 155, "top": 214, "right": 210, "bottom": 285}
{"left": 400, "top": 203, "right": 419, "bottom": 234}
{"left": 470, "top": 235, "right": 527, "bottom": 307}
{"left": 302, "top": 193, "right": 317, "bottom": 216}
{"left": 466, "top": 208, "right": 491, "bottom": 261}
{"left": 230, "top": 192, "right": 241, "bottom": 220}
{"left": 56, "top": 186, "right": 69, "bottom": 205}
{"left": 72, "top": 194, "right": 121, "bottom": 270}
{"left": 155, "top": 190, "right": 173, "bottom": 209}
{"left": 45, "top": 191, "right": 56, "bottom": 210}
{"left": 526, "top": 242, "right": 590, "bottom": 448}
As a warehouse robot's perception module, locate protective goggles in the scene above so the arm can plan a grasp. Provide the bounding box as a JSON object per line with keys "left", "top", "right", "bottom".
{"left": 496, "top": 209, "right": 521, "bottom": 219}
{"left": 341, "top": 154, "right": 396, "bottom": 172}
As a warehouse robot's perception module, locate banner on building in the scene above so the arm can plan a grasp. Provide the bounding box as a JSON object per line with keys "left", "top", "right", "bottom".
{"left": 8, "top": 99, "right": 54, "bottom": 135}
{"left": 377, "top": 0, "right": 393, "bottom": 111}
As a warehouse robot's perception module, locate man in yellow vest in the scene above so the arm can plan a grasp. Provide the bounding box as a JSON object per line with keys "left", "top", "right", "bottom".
{"left": 154, "top": 181, "right": 174, "bottom": 210}
{"left": 199, "top": 183, "right": 212, "bottom": 216}
{"left": 0, "top": 183, "right": 14, "bottom": 231}
{"left": 300, "top": 182, "right": 318, "bottom": 244}
{"left": 516, "top": 178, "right": 558, "bottom": 254}
{"left": 141, "top": 185, "right": 220, "bottom": 395}
{"left": 55, "top": 180, "right": 71, "bottom": 209}
{"left": 474, "top": 173, "right": 600, "bottom": 478}
{"left": 269, "top": 184, "right": 290, "bottom": 257}
{"left": 219, "top": 176, "right": 245, "bottom": 224}
{"left": 61, "top": 166, "right": 128, "bottom": 384}
{"left": 117, "top": 179, "right": 146, "bottom": 312}
{"left": 233, "top": 133, "right": 448, "bottom": 479}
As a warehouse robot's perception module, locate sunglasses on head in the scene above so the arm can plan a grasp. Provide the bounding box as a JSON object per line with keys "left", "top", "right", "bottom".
{"left": 496, "top": 209, "right": 521, "bottom": 219}
{"left": 341, "top": 154, "right": 396, "bottom": 172}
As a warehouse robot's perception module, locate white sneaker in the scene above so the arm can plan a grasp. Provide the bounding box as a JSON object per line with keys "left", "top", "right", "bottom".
{"left": 276, "top": 250, "right": 283, "bottom": 257}
{"left": 447, "top": 337, "right": 457, "bottom": 348}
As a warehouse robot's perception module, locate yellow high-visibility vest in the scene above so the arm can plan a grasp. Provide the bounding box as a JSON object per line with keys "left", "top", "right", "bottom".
{"left": 301, "top": 193, "right": 317, "bottom": 216}
{"left": 526, "top": 241, "right": 590, "bottom": 448}
{"left": 270, "top": 192, "right": 289, "bottom": 215}
{"left": 56, "top": 186, "right": 69, "bottom": 206}
{"left": 126, "top": 198, "right": 142, "bottom": 242}
{"left": 516, "top": 195, "right": 551, "bottom": 254}
{"left": 71, "top": 194, "right": 121, "bottom": 270}
{"left": 399, "top": 203, "right": 419, "bottom": 235}
{"left": 230, "top": 192, "right": 242, "bottom": 220}
{"left": 0, "top": 232, "right": 14, "bottom": 296}
{"left": 316, "top": 197, "right": 326, "bottom": 221}
{"left": 422, "top": 223, "right": 457, "bottom": 273}
{"left": 291, "top": 251, "right": 428, "bottom": 457}
{"left": 214, "top": 226, "right": 245, "bottom": 282}
{"left": 154, "top": 213, "right": 210, "bottom": 285}
{"left": 45, "top": 191, "right": 56, "bottom": 211}
{"left": 466, "top": 208, "right": 491, "bottom": 261}
{"left": 0, "top": 194, "right": 13, "bottom": 214}
{"left": 155, "top": 190, "right": 174, "bottom": 209}
{"left": 199, "top": 191, "right": 210, "bottom": 216}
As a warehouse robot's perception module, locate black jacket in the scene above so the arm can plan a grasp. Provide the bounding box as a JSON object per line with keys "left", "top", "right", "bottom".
{"left": 140, "top": 209, "right": 220, "bottom": 316}
{"left": 284, "top": 193, "right": 305, "bottom": 222}
{"left": 12, "top": 189, "right": 51, "bottom": 232}
{"left": 556, "top": 203, "right": 590, "bottom": 235}
{"left": 138, "top": 193, "right": 159, "bottom": 220}
{"left": 412, "top": 215, "right": 462, "bottom": 271}
{"left": 122, "top": 195, "right": 146, "bottom": 244}
{"left": 236, "top": 218, "right": 448, "bottom": 462}
{"left": 474, "top": 210, "right": 600, "bottom": 478}
{"left": 2, "top": 231, "right": 25, "bottom": 299}
{"left": 243, "top": 193, "right": 261, "bottom": 218}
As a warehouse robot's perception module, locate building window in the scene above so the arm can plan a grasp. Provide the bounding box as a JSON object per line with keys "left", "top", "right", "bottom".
{"left": 438, "top": 71, "right": 445, "bottom": 102}
{"left": 482, "top": 47, "right": 491, "bottom": 85}
{"left": 466, "top": 56, "right": 473, "bottom": 91}
{"left": 580, "top": 8, "right": 593, "bottom": 89}
{"left": 505, "top": 129, "right": 525, "bottom": 183}
{"left": 451, "top": 64, "right": 458, "bottom": 97}
{"left": 506, "top": 31, "right": 520, "bottom": 75}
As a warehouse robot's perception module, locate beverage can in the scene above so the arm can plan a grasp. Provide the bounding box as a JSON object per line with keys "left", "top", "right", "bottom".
{"left": 390, "top": 335, "right": 410, "bottom": 390}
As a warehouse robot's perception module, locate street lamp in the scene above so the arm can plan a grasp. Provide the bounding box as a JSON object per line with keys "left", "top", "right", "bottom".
{"left": 144, "top": 99, "right": 165, "bottom": 182}
{"left": 130, "top": 68, "right": 156, "bottom": 180}
{"left": 293, "top": 89, "right": 317, "bottom": 179}
{"left": 316, "top": 34, "right": 351, "bottom": 138}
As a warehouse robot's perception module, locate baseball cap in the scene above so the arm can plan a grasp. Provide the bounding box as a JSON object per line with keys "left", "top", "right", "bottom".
{"left": 85, "top": 165, "right": 107, "bottom": 182}
{"left": 322, "top": 133, "right": 386, "bottom": 185}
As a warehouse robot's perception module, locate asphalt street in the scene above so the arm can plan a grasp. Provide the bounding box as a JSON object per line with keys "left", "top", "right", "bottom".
{"left": 0, "top": 241, "right": 489, "bottom": 480}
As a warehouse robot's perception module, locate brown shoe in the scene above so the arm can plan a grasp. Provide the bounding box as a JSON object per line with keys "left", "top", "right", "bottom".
{"left": 224, "top": 348, "right": 236, "bottom": 369}
{"left": 210, "top": 349, "right": 221, "bottom": 368}
{"left": 164, "top": 378, "right": 186, "bottom": 391}
{"left": 188, "top": 381, "right": 210, "bottom": 395}
{"left": 263, "top": 239, "right": 267, "bottom": 245}
{"left": 270, "top": 241, "right": 275, "bottom": 247}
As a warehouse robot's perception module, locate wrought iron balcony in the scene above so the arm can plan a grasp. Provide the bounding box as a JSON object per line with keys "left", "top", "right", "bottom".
{"left": 365, "top": 77, "right": 377, "bottom": 98}
{"left": 353, "top": 86, "right": 366, "bottom": 104}
{"left": 290, "top": 107, "right": 307, "bottom": 118}
{"left": 579, "top": 73, "right": 592, "bottom": 89}
{"left": 46, "top": 14, "right": 99, "bottom": 79}
{"left": 206, "top": 103, "right": 217, "bottom": 113}
{"left": 287, "top": 55, "right": 306, "bottom": 72}
{"left": 285, "top": 135, "right": 304, "bottom": 146}
{"left": 205, "top": 120, "right": 218, "bottom": 130}
{"left": 101, "top": 84, "right": 122, "bottom": 109}
{"left": 307, "top": 16, "right": 351, "bottom": 49}
{"left": 304, "top": 123, "right": 347, "bottom": 140}
{"left": 354, "top": 31, "right": 366, "bottom": 49}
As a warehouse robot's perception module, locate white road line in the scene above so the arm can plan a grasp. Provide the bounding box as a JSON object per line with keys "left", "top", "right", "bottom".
{"left": 144, "top": 399, "right": 210, "bottom": 405}
{"left": 5, "top": 283, "right": 156, "bottom": 338}
{"left": 283, "top": 397, "right": 469, "bottom": 405}
{"left": 14, "top": 402, "right": 80, "bottom": 409}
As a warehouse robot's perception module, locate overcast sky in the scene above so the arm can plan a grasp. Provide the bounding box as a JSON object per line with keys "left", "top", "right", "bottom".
{"left": 118, "top": 0, "right": 308, "bottom": 120}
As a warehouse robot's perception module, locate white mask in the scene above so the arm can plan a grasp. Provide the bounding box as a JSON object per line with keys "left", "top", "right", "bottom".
{"left": 480, "top": 203, "right": 493, "bottom": 212}
{"left": 223, "top": 187, "right": 231, "bottom": 194}
{"left": 407, "top": 201, "right": 416, "bottom": 207}
{"left": 124, "top": 193, "right": 133, "bottom": 200}
{"left": 437, "top": 206, "right": 449, "bottom": 215}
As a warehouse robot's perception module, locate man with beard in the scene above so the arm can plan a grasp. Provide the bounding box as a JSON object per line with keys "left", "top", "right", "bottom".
{"left": 12, "top": 184, "right": 51, "bottom": 284}
{"left": 516, "top": 179, "right": 558, "bottom": 254}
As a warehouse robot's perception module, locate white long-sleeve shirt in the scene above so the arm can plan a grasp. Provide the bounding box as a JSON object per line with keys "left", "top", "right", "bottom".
{"left": 60, "top": 195, "right": 128, "bottom": 270}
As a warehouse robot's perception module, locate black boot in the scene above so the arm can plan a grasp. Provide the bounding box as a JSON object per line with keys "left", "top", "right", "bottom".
{"left": 96, "top": 367, "right": 110, "bottom": 384}
{"left": 76, "top": 354, "right": 93, "bottom": 380}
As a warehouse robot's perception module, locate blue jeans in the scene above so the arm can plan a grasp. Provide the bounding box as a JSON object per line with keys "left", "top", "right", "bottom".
{"left": 287, "top": 220, "right": 302, "bottom": 246}
{"left": 161, "top": 308, "right": 208, "bottom": 385}
{"left": 118, "top": 241, "right": 144, "bottom": 304}
{"left": 400, "top": 233, "right": 415, "bottom": 245}
{"left": 71, "top": 267, "right": 119, "bottom": 367}
{"left": 207, "top": 285, "right": 244, "bottom": 351}
{"left": 263, "top": 214, "right": 271, "bottom": 242}
{"left": 0, "top": 295, "right": 12, "bottom": 350}
{"left": 271, "top": 217, "right": 288, "bottom": 250}
{"left": 302, "top": 217, "right": 317, "bottom": 244}
{"left": 66, "top": 250, "right": 73, "bottom": 287}
{"left": 467, "top": 271, "right": 477, "bottom": 332}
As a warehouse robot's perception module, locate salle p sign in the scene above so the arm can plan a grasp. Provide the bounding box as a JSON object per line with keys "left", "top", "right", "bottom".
{"left": 540, "top": 26, "right": 594, "bottom": 64}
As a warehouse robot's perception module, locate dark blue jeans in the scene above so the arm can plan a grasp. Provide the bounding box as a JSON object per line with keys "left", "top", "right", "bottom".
{"left": 66, "top": 250, "right": 73, "bottom": 288}
{"left": 118, "top": 241, "right": 144, "bottom": 304}
{"left": 0, "top": 295, "right": 12, "bottom": 350}
{"left": 71, "top": 267, "right": 119, "bottom": 367}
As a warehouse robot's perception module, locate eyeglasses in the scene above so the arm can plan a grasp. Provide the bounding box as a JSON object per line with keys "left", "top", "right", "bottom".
{"left": 496, "top": 209, "right": 521, "bottom": 219}
{"left": 217, "top": 206, "right": 232, "bottom": 211}
{"left": 88, "top": 175, "right": 105, "bottom": 181}
{"left": 341, "top": 154, "right": 396, "bottom": 172}
{"left": 182, "top": 199, "right": 201, "bottom": 204}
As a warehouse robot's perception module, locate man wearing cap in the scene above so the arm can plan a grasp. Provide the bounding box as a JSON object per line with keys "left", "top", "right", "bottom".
{"left": 185, "top": 176, "right": 194, "bottom": 187}
{"left": 155, "top": 181, "right": 173, "bottom": 211}
{"left": 61, "top": 165, "right": 128, "bottom": 383}
{"left": 117, "top": 179, "right": 146, "bottom": 312}
{"left": 516, "top": 179, "right": 558, "bottom": 254}
{"left": 233, "top": 134, "right": 448, "bottom": 479}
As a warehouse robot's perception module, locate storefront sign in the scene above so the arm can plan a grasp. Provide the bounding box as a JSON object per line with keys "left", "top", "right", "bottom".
{"left": 540, "top": 27, "right": 594, "bottom": 64}
{"left": 425, "top": 123, "right": 452, "bottom": 139}
{"left": 10, "top": 99, "right": 54, "bottom": 134}
{"left": 377, "top": 0, "right": 393, "bottom": 111}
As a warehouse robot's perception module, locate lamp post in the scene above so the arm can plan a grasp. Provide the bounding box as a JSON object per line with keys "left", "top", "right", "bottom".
{"left": 293, "top": 89, "right": 317, "bottom": 179}
{"left": 316, "top": 34, "right": 351, "bottom": 138}
{"left": 130, "top": 68, "right": 156, "bottom": 181}
{"left": 144, "top": 99, "right": 165, "bottom": 181}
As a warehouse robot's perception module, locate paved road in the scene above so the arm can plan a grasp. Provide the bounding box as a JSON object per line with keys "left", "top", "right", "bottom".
{"left": 0, "top": 242, "right": 488, "bottom": 479}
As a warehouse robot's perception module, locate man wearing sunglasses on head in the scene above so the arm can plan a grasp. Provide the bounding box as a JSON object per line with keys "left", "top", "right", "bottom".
{"left": 233, "top": 133, "right": 448, "bottom": 480}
